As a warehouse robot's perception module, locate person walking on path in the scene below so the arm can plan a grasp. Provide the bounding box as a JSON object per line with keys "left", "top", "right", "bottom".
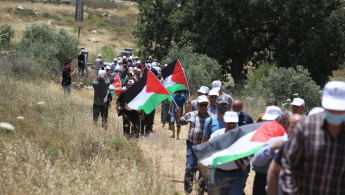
{"left": 92, "top": 70, "right": 110, "bottom": 130}
{"left": 168, "top": 91, "right": 187, "bottom": 140}
{"left": 61, "top": 61, "right": 77, "bottom": 96}
{"left": 281, "top": 81, "right": 345, "bottom": 195}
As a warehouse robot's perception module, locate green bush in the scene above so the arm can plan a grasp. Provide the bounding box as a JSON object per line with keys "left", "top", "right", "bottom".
{"left": 0, "top": 24, "right": 15, "bottom": 50}
{"left": 162, "top": 46, "right": 222, "bottom": 92}
{"left": 247, "top": 62, "right": 275, "bottom": 91}
{"left": 17, "top": 24, "right": 79, "bottom": 74}
{"left": 253, "top": 65, "right": 321, "bottom": 111}
{"left": 100, "top": 44, "right": 117, "bottom": 62}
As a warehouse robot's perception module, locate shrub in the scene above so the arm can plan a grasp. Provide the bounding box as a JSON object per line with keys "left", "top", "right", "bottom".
{"left": 0, "top": 24, "right": 15, "bottom": 50}
{"left": 162, "top": 46, "right": 222, "bottom": 92}
{"left": 253, "top": 65, "right": 321, "bottom": 111}
{"left": 100, "top": 44, "right": 117, "bottom": 62}
{"left": 84, "top": 0, "right": 117, "bottom": 9}
{"left": 247, "top": 61, "right": 275, "bottom": 91}
{"left": 17, "top": 24, "right": 79, "bottom": 75}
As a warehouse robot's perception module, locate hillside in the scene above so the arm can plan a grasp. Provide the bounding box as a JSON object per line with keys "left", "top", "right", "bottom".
{"left": 0, "top": 1, "right": 138, "bottom": 60}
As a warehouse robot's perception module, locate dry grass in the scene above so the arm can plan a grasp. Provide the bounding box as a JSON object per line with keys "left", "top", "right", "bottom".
{"left": 0, "top": 73, "right": 175, "bottom": 194}
{"left": 0, "top": 1, "right": 138, "bottom": 58}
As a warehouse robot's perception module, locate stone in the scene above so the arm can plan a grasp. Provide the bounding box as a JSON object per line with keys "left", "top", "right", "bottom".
{"left": 48, "top": 19, "right": 56, "bottom": 26}
{"left": 17, "top": 116, "right": 25, "bottom": 120}
{"left": 17, "top": 6, "right": 25, "bottom": 10}
{"left": 33, "top": 8, "right": 39, "bottom": 13}
{"left": 102, "top": 13, "right": 109, "bottom": 17}
{"left": 17, "top": 19, "right": 23, "bottom": 22}
{"left": 91, "top": 30, "right": 97, "bottom": 34}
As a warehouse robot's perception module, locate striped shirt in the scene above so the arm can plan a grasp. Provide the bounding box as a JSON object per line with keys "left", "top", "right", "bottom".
{"left": 281, "top": 112, "right": 345, "bottom": 195}
{"left": 180, "top": 111, "right": 213, "bottom": 145}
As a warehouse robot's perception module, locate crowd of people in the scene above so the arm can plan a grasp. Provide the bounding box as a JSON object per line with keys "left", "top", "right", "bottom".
{"left": 61, "top": 48, "right": 345, "bottom": 195}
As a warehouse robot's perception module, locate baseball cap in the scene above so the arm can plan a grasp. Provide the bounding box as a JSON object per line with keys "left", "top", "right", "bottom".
{"left": 291, "top": 98, "right": 305, "bottom": 106}
{"left": 98, "top": 70, "right": 106, "bottom": 78}
{"left": 308, "top": 107, "right": 325, "bottom": 116}
{"left": 197, "top": 95, "right": 209, "bottom": 103}
{"left": 262, "top": 106, "right": 282, "bottom": 120}
{"left": 137, "top": 61, "right": 141, "bottom": 64}
{"left": 106, "top": 65, "right": 111, "bottom": 70}
{"left": 81, "top": 49, "right": 86, "bottom": 53}
{"left": 197, "top": 86, "right": 209, "bottom": 95}
{"left": 217, "top": 95, "right": 229, "bottom": 105}
{"left": 98, "top": 54, "right": 102, "bottom": 58}
{"left": 114, "top": 58, "right": 118, "bottom": 61}
{"left": 127, "top": 79, "right": 135, "bottom": 85}
{"left": 223, "top": 111, "right": 239, "bottom": 123}
{"left": 322, "top": 81, "right": 345, "bottom": 111}
{"left": 209, "top": 89, "right": 219, "bottom": 96}
{"left": 212, "top": 80, "right": 222, "bottom": 91}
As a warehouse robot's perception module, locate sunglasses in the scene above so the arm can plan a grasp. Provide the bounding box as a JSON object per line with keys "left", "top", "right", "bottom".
{"left": 199, "top": 103, "right": 208, "bottom": 107}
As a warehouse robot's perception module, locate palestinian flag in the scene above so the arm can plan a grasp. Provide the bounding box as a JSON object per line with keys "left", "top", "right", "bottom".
{"left": 192, "top": 121, "right": 286, "bottom": 169}
{"left": 162, "top": 59, "right": 189, "bottom": 94}
{"left": 122, "top": 69, "right": 172, "bottom": 114}
{"left": 109, "top": 74, "right": 122, "bottom": 96}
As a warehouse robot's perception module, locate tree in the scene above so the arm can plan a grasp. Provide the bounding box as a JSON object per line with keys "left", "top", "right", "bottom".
{"left": 135, "top": 0, "right": 345, "bottom": 86}
{"left": 17, "top": 24, "right": 79, "bottom": 73}
{"left": 0, "top": 24, "right": 15, "bottom": 50}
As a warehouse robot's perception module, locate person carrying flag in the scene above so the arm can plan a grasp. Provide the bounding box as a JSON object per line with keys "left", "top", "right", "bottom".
{"left": 168, "top": 90, "right": 187, "bottom": 140}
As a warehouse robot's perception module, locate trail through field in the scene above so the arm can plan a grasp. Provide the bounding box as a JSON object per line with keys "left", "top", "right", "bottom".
{"left": 109, "top": 106, "right": 254, "bottom": 194}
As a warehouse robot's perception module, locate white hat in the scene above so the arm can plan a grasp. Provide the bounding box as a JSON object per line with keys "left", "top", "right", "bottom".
{"left": 98, "top": 70, "right": 106, "bottom": 78}
{"left": 322, "top": 81, "right": 345, "bottom": 111}
{"left": 81, "top": 49, "right": 86, "bottom": 53}
{"left": 98, "top": 54, "right": 102, "bottom": 58}
{"left": 118, "top": 60, "right": 123, "bottom": 64}
{"left": 118, "top": 57, "right": 122, "bottom": 60}
{"left": 114, "top": 58, "right": 118, "bottom": 61}
{"left": 308, "top": 107, "right": 325, "bottom": 116}
{"left": 209, "top": 89, "right": 219, "bottom": 96}
{"left": 291, "top": 98, "right": 305, "bottom": 106}
{"left": 115, "top": 65, "right": 121, "bottom": 71}
{"left": 123, "top": 56, "right": 127, "bottom": 59}
{"left": 262, "top": 106, "right": 282, "bottom": 120}
{"left": 149, "top": 56, "right": 152, "bottom": 59}
{"left": 135, "top": 56, "right": 138, "bottom": 59}
{"left": 106, "top": 65, "right": 111, "bottom": 70}
{"left": 197, "top": 86, "right": 209, "bottom": 95}
{"left": 212, "top": 80, "right": 222, "bottom": 91}
{"left": 197, "top": 95, "right": 209, "bottom": 103}
{"left": 223, "top": 111, "right": 239, "bottom": 123}
{"left": 127, "top": 79, "right": 135, "bottom": 85}
{"left": 137, "top": 60, "right": 141, "bottom": 64}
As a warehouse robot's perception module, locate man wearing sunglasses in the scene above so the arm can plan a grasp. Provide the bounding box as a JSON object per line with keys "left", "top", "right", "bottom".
{"left": 179, "top": 95, "right": 213, "bottom": 194}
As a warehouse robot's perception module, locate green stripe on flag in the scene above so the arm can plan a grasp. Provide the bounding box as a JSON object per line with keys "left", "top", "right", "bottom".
{"left": 167, "top": 84, "right": 188, "bottom": 95}
{"left": 120, "top": 78, "right": 126, "bottom": 85}
{"left": 212, "top": 145, "right": 264, "bottom": 169}
{"left": 138, "top": 93, "right": 172, "bottom": 114}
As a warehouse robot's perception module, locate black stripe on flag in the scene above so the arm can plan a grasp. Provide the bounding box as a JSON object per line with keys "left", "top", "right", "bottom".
{"left": 123, "top": 69, "right": 147, "bottom": 103}
{"left": 162, "top": 59, "right": 177, "bottom": 79}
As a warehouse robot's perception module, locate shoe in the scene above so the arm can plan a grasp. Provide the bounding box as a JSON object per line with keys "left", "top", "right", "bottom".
{"left": 170, "top": 135, "right": 175, "bottom": 138}
{"left": 176, "top": 137, "right": 180, "bottom": 140}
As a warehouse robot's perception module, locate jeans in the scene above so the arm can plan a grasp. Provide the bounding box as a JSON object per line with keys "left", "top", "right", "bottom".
{"left": 78, "top": 65, "right": 85, "bottom": 78}
{"left": 185, "top": 140, "right": 205, "bottom": 194}
{"left": 161, "top": 103, "right": 170, "bottom": 124}
{"left": 213, "top": 168, "right": 245, "bottom": 195}
{"left": 62, "top": 85, "right": 71, "bottom": 96}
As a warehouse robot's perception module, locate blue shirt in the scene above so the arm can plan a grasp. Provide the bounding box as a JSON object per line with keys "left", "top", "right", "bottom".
{"left": 203, "top": 116, "right": 225, "bottom": 138}
{"left": 238, "top": 111, "right": 254, "bottom": 126}
{"left": 171, "top": 94, "right": 187, "bottom": 114}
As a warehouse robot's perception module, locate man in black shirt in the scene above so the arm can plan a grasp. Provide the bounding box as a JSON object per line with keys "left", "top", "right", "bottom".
{"left": 61, "top": 61, "right": 77, "bottom": 96}
{"left": 78, "top": 49, "right": 87, "bottom": 78}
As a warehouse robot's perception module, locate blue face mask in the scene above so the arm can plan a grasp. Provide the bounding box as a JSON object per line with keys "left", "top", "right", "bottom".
{"left": 324, "top": 111, "right": 345, "bottom": 125}
{"left": 236, "top": 112, "right": 241, "bottom": 116}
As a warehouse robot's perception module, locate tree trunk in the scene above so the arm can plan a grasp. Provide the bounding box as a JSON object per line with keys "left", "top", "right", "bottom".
{"left": 230, "top": 52, "right": 245, "bottom": 87}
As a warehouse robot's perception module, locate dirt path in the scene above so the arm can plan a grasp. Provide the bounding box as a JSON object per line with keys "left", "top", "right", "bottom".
{"left": 112, "top": 108, "right": 256, "bottom": 194}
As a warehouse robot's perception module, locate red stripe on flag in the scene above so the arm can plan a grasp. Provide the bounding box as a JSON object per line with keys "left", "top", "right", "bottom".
{"left": 146, "top": 70, "right": 170, "bottom": 95}
{"left": 171, "top": 60, "right": 188, "bottom": 89}
{"left": 250, "top": 121, "right": 285, "bottom": 142}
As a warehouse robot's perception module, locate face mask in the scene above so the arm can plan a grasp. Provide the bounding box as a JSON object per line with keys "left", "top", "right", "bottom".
{"left": 236, "top": 112, "right": 241, "bottom": 116}
{"left": 324, "top": 111, "right": 345, "bottom": 125}
{"left": 217, "top": 106, "right": 228, "bottom": 115}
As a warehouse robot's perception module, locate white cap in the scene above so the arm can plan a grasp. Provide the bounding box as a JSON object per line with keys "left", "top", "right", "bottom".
{"left": 308, "top": 107, "right": 325, "bottom": 116}
{"left": 209, "top": 89, "right": 219, "bottom": 96}
{"left": 114, "top": 58, "right": 118, "bottom": 61}
{"left": 98, "top": 54, "right": 102, "bottom": 58}
{"left": 262, "top": 106, "right": 282, "bottom": 120}
{"left": 197, "top": 95, "right": 209, "bottom": 103}
{"left": 291, "top": 98, "right": 305, "bottom": 106}
{"left": 127, "top": 79, "right": 135, "bottom": 85}
{"left": 123, "top": 56, "right": 127, "bottom": 59}
{"left": 81, "top": 49, "right": 86, "bottom": 53}
{"left": 118, "top": 57, "right": 122, "bottom": 60}
{"left": 223, "top": 111, "right": 239, "bottom": 123}
{"left": 115, "top": 65, "right": 121, "bottom": 71}
{"left": 137, "top": 60, "right": 141, "bottom": 64}
{"left": 212, "top": 80, "right": 222, "bottom": 91}
{"left": 322, "top": 81, "right": 345, "bottom": 111}
{"left": 106, "top": 65, "right": 111, "bottom": 70}
{"left": 135, "top": 56, "right": 138, "bottom": 59}
{"left": 149, "top": 56, "right": 152, "bottom": 59}
{"left": 98, "top": 70, "right": 106, "bottom": 78}
{"left": 197, "top": 86, "right": 209, "bottom": 95}
{"left": 118, "top": 60, "right": 123, "bottom": 64}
